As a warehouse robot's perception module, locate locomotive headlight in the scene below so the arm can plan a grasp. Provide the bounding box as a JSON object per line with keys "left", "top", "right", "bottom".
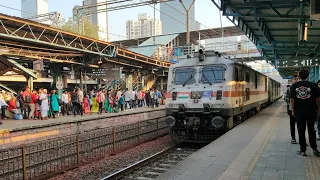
{"left": 172, "top": 92, "right": 177, "bottom": 100}
{"left": 165, "top": 116, "right": 176, "bottom": 127}
{"left": 191, "top": 91, "right": 202, "bottom": 99}
{"left": 211, "top": 116, "right": 225, "bottom": 129}
{"left": 216, "top": 90, "right": 222, "bottom": 100}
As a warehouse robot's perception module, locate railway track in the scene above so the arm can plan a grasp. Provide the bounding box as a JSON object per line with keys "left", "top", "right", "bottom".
{"left": 102, "top": 143, "right": 204, "bottom": 180}
{"left": 0, "top": 118, "right": 169, "bottom": 180}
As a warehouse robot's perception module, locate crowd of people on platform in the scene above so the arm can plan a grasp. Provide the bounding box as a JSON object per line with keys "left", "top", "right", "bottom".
{"left": 0, "top": 87, "right": 165, "bottom": 125}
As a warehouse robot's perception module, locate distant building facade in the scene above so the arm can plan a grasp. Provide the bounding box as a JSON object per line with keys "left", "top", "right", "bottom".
{"left": 126, "top": 13, "right": 162, "bottom": 39}
{"left": 160, "top": 0, "right": 198, "bottom": 34}
{"left": 21, "top": 0, "right": 48, "bottom": 18}
{"left": 75, "top": 0, "right": 108, "bottom": 41}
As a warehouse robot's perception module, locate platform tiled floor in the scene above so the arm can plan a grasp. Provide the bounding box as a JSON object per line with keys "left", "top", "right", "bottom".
{"left": 156, "top": 101, "right": 320, "bottom": 180}
{"left": 0, "top": 106, "right": 165, "bottom": 131}
{"left": 248, "top": 107, "right": 320, "bottom": 180}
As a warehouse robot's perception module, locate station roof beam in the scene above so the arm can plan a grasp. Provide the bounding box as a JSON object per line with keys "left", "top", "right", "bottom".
{"left": 211, "top": 0, "right": 318, "bottom": 78}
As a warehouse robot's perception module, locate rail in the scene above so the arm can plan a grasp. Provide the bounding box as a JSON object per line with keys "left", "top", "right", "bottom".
{"left": 0, "top": 118, "right": 169, "bottom": 180}
{"left": 101, "top": 145, "right": 176, "bottom": 180}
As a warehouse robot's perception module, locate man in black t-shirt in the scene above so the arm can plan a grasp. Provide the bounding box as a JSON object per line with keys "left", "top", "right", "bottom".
{"left": 290, "top": 70, "right": 320, "bottom": 156}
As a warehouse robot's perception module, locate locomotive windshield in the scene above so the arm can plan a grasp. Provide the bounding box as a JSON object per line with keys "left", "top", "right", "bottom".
{"left": 174, "top": 68, "right": 196, "bottom": 85}
{"left": 201, "top": 66, "right": 225, "bottom": 84}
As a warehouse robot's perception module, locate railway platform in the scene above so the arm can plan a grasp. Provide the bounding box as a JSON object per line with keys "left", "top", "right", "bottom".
{"left": 156, "top": 100, "right": 320, "bottom": 180}
{"left": 0, "top": 106, "right": 165, "bottom": 148}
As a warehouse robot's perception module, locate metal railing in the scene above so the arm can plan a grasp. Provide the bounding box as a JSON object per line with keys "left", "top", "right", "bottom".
{"left": 0, "top": 118, "right": 168, "bottom": 180}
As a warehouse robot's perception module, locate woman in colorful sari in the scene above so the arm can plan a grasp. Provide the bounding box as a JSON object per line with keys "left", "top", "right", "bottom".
{"left": 104, "top": 91, "right": 112, "bottom": 113}
{"left": 91, "top": 94, "right": 99, "bottom": 113}
{"left": 83, "top": 95, "right": 91, "bottom": 114}
{"left": 51, "top": 89, "right": 60, "bottom": 119}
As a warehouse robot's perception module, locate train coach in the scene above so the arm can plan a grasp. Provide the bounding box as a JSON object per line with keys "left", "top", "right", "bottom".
{"left": 164, "top": 49, "right": 282, "bottom": 143}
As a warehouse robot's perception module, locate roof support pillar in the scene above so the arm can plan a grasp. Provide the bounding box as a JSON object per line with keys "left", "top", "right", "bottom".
{"left": 273, "top": 49, "right": 278, "bottom": 70}
{"left": 27, "top": 77, "right": 33, "bottom": 91}
{"left": 298, "top": 1, "right": 305, "bottom": 44}
{"left": 79, "top": 69, "right": 83, "bottom": 91}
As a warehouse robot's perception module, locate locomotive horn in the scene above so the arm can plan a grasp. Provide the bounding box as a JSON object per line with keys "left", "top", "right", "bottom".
{"left": 198, "top": 48, "right": 205, "bottom": 62}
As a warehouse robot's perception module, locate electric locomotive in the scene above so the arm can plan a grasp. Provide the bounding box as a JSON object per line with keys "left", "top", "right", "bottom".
{"left": 165, "top": 49, "right": 282, "bottom": 143}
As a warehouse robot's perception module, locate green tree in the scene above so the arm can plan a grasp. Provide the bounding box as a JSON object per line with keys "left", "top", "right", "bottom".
{"left": 59, "top": 18, "right": 100, "bottom": 40}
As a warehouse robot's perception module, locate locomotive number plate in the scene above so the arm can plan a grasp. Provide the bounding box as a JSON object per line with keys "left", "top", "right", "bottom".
{"left": 211, "top": 104, "right": 227, "bottom": 108}
{"left": 168, "top": 104, "right": 179, "bottom": 108}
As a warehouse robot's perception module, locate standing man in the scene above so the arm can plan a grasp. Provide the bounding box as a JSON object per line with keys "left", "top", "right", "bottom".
{"left": 23, "top": 87, "right": 31, "bottom": 119}
{"left": 78, "top": 88, "right": 84, "bottom": 116}
{"left": 61, "top": 90, "right": 69, "bottom": 115}
{"left": 290, "top": 70, "right": 320, "bottom": 156}
{"left": 124, "top": 88, "right": 131, "bottom": 110}
{"left": 28, "top": 90, "right": 37, "bottom": 120}
{"left": 285, "top": 75, "right": 299, "bottom": 144}
{"left": 71, "top": 89, "right": 79, "bottom": 117}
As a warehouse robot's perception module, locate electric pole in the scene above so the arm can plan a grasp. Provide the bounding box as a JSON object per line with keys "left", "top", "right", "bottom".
{"left": 179, "top": 0, "right": 196, "bottom": 46}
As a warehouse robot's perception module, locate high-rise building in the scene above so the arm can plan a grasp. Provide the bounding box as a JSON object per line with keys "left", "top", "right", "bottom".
{"left": 126, "top": 13, "right": 162, "bottom": 39}
{"left": 160, "top": 0, "right": 197, "bottom": 34}
{"left": 21, "top": 0, "right": 48, "bottom": 19}
{"left": 78, "top": 0, "right": 108, "bottom": 41}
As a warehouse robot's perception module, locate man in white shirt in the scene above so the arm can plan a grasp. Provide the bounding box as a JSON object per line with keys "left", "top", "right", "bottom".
{"left": 124, "top": 88, "right": 131, "bottom": 110}
{"left": 117, "top": 89, "right": 122, "bottom": 100}
{"left": 131, "top": 89, "right": 136, "bottom": 108}
{"left": 61, "top": 90, "right": 69, "bottom": 115}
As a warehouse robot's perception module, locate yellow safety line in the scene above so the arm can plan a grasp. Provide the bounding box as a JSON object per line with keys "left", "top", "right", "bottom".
{"left": 240, "top": 104, "right": 283, "bottom": 180}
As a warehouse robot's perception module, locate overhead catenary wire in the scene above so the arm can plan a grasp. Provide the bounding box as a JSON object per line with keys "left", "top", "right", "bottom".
{"left": 161, "top": 1, "right": 256, "bottom": 60}
{"left": 162, "top": 1, "right": 236, "bottom": 46}
{"left": 147, "top": 3, "right": 241, "bottom": 58}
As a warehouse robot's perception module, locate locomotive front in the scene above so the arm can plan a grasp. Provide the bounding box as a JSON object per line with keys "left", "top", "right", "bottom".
{"left": 165, "top": 50, "right": 234, "bottom": 143}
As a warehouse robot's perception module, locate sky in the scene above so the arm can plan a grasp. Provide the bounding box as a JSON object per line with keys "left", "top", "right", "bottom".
{"left": 0, "top": 0, "right": 234, "bottom": 41}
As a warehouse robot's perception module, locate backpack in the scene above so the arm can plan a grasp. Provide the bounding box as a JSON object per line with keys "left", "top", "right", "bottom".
{"left": 72, "top": 93, "right": 79, "bottom": 103}
{"left": 37, "top": 99, "right": 42, "bottom": 105}
{"left": 25, "top": 95, "right": 31, "bottom": 103}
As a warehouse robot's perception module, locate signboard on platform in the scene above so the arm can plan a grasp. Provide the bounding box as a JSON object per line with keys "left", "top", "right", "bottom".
{"left": 278, "top": 58, "right": 320, "bottom": 68}
{"left": 61, "top": 66, "right": 71, "bottom": 73}
{"left": 33, "top": 60, "right": 44, "bottom": 72}
{"left": 90, "top": 68, "right": 121, "bottom": 79}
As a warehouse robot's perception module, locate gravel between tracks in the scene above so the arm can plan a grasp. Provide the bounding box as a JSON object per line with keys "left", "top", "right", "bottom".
{"left": 49, "top": 135, "right": 173, "bottom": 180}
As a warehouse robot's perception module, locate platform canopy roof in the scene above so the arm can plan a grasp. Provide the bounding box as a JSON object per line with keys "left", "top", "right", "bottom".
{"left": 212, "top": 0, "right": 320, "bottom": 79}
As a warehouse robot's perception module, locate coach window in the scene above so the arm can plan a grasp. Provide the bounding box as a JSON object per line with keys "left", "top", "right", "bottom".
{"left": 265, "top": 77, "right": 267, "bottom": 92}
{"left": 173, "top": 67, "right": 196, "bottom": 85}
{"left": 255, "top": 72, "right": 258, "bottom": 89}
